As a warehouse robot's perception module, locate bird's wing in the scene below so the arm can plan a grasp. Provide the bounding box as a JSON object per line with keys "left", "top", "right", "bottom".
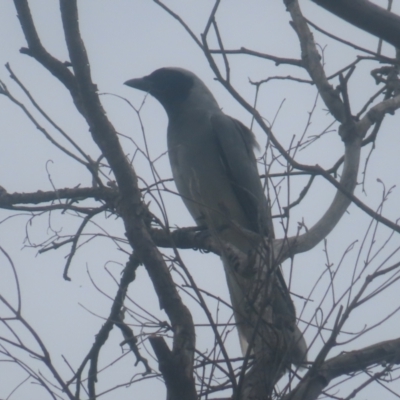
{"left": 211, "top": 113, "right": 298, "bottom": 322}
{"left": 211, "top": 114, "right": 270, "bottom": 236}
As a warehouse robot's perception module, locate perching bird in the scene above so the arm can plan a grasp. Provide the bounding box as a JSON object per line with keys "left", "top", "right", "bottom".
{"left": 125, "top": 67, "right": 307, "bottom": 367}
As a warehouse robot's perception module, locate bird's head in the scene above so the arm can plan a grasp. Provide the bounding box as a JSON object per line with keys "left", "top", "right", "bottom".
{"left": 124, "top": 67, "right": 219, "bottom": 116}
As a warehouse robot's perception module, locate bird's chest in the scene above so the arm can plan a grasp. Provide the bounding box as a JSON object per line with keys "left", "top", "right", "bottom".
{"left": 166, "top": 114, "right": 235, "bottom": 225}
{"left": 167, "top": 115, "right": 221, "bottom": 186}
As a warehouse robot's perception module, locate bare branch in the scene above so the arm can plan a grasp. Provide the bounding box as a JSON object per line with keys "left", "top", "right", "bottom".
{"left": 58, "top": 1, "right": 196, "bottom": 398}
{"left": 0, "top": 186, "right": 117, "bottom": 206}
{"left": 286, "top": 338, "right": 400, "bottom": 400}
{"left": 306, "top": 19, "right": 396, "bottom": 63}
{"left": 209, "top": 47, "right": 303, "bottom": 67}
{"left": 311, "top": 0, "right": 400, "bottom": 49}
{"left": 13, "top": 0, "right": 84, "bottom": 114}
{"left": 149, "top": 336, "right": 198, "bottom": 399}
{"left": 285, "top": 0, "right": 346, "bottom": 122}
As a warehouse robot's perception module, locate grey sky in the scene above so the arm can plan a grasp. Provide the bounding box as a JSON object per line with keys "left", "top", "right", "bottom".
{"left": 1, "top": 1, "right": 400, "bottom": 399}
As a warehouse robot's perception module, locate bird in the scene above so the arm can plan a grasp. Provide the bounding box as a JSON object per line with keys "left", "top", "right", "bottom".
{"left": 125, "top": 67, "right": 307, "bottom": 368}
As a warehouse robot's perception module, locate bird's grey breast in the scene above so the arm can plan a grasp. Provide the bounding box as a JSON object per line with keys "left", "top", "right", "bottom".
{"left": 167, "top": 108, "right": 253, "bottom": 232}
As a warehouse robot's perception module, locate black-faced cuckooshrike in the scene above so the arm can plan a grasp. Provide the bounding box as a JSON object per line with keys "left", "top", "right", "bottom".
{"left": 125, "top": 68, "right": 307, "bottom": 367}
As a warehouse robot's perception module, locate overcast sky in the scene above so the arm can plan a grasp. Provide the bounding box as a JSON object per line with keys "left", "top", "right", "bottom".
{"left": 1, "top": 1, "right": 400, "bottom": 399}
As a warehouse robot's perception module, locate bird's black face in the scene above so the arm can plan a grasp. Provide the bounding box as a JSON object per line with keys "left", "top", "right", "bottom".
{"left": 125, "top": 68, "right": 194, "bottom": 113}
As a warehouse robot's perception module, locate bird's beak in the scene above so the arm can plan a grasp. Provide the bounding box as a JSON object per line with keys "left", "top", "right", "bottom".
{"left": 124, "top": 77, "right": 152, "bottom": 92}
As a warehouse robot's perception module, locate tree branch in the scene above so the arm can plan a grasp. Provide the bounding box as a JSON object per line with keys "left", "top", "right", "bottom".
{"left": 57, "top": 1, "right": 196, "bottom": 398}
{"left": 149, "top": 336, "right": 198, "bottom": 400}
{"left": 209, "top": 47, "right": 303, "bottom": 67}
{"left": 277, "top": 92, "right": 400, "bottom": 261}
{"left": 285, "top": 0, "right": 346, "bottom": 122}
{"left": 13, "top": 0, "right": 84, "bottom": 114}
{"left": 0, "top": 186, "right": 117, "bottom": 206}
{"left": 286, "top": 337, "right": 400, "bottom": 400}
{"left": 311, "top": 0, "right": 400, "bottom": 49}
